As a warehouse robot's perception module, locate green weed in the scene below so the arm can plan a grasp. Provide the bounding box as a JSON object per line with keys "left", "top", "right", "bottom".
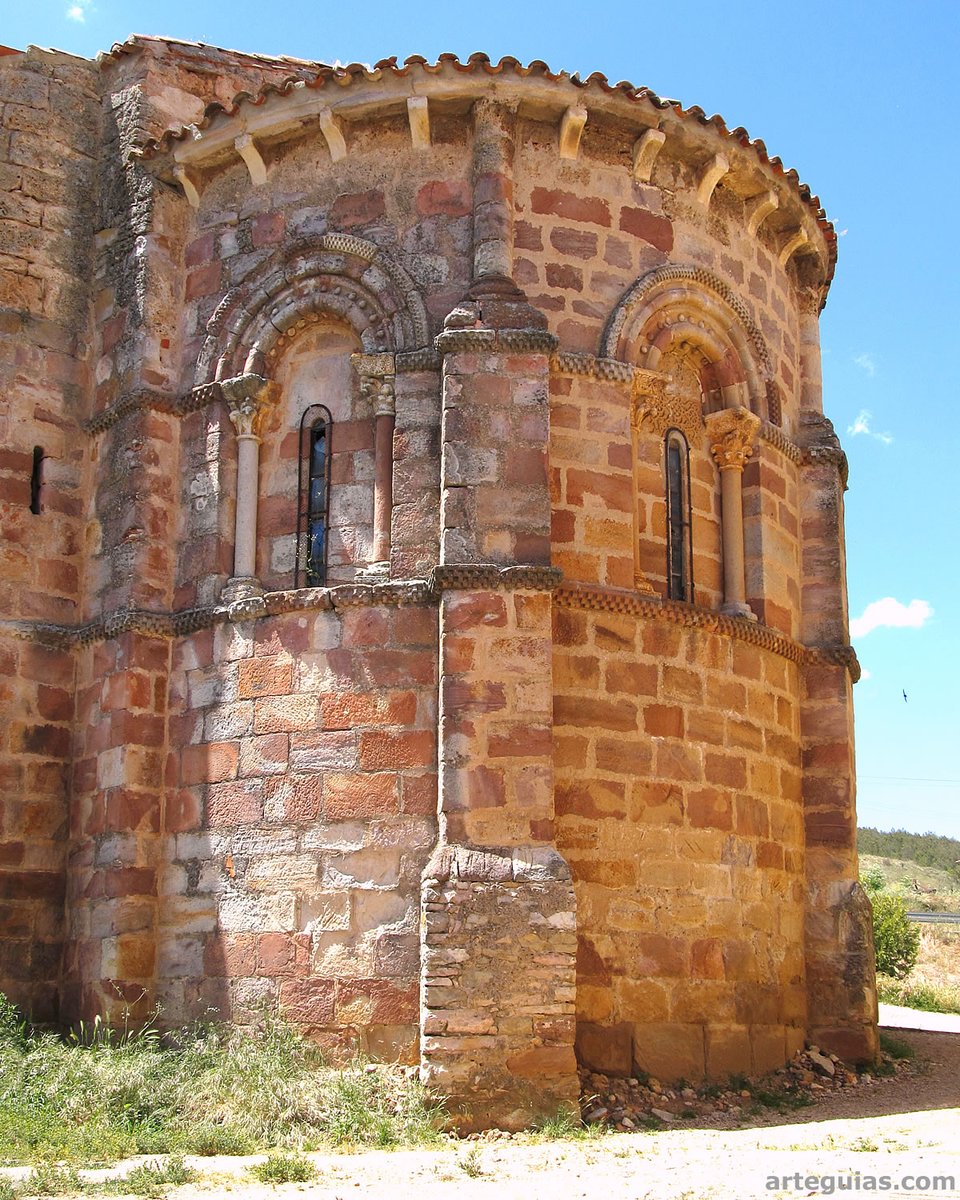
{"left": 249, "top": 1153, "right": 317, "bottom": 1184}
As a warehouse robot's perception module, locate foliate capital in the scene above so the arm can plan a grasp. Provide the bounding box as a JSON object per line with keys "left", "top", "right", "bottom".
{"left": 221, "top": 374, "right": 279, "bottom": 438}
{"left": 704, "top": 406, "right": 761, "bottom": 471}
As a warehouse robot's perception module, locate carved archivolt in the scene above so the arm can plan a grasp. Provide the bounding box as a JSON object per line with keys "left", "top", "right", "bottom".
{"left": 195, "top": 234, "right": 429, "bottom": 387}
{"left": 602, "top": 265, "right": 772, "bottom": 419}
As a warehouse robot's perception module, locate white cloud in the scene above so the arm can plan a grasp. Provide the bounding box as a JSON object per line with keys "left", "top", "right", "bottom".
{"left": 859, "top": 667, "right": 872, "bottom": 681}
{"left": 66, "top": 0, "right": 91, "bottom": 20}
{"left": 853, "top": 352, "right": 876, "bottom": 377}
{"left": 850, "top": 598, "right": 933, "bottom": 639}
{"left": 847, "top": 408, "right": 893, "bottom": 445}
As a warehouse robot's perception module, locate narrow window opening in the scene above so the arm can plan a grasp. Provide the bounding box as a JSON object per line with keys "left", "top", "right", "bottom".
{"left": 665, "top": 429, "right": 693, "bottom": 602}
{"left": 29, "top": 446, "right": 44, "bottom": 515}
{"left": 295, "top": 405, "right": 332, "bottom": 588}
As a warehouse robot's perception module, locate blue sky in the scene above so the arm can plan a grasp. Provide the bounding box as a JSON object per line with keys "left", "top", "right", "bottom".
{"left": 7, "top": 1, "right": 959, "bottom": 837}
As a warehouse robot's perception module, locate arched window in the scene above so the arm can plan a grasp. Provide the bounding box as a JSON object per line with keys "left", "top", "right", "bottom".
{"left": 296, "top": 405, "right": 332, "bottom": 587}
{"left": 664, "top": 428, "right": 693, "bottom": 602}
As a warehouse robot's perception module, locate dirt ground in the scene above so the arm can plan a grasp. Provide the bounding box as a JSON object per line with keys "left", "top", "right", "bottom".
{"left": 8, "top": 1028, "right": 960, "bottom": 1200}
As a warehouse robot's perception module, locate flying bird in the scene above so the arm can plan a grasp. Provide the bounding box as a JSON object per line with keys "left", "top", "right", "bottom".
{"left": 903, "top": 690, "right": 908, "bottom": 703}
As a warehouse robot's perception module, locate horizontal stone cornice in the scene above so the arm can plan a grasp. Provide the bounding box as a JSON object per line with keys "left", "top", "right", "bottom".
{"left": 435, "top": 328, "right": 558, "bottom": 356}
{"left": 82, "top": 384, "right": 221, "bottom": 435}
{"left": 3, "top": 574, "right": 859, "bottom": 681}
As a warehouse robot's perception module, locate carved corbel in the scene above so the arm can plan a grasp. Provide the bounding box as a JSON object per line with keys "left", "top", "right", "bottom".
{"left": 747, "top": 189, "right": 779, "bottom": 236}
{"left": 318, "top": 106, "right": 347, "bottom": 162}
{"left": 696, "top": 152, "right": 730, "bottom": 207}
{"left": 559, "top": 104, "right": 588, "bottom": 160}
{"left": 174, "top": 165, "right": 201, "bottom": 209}
{"left": 407, "top": 96, "right": 431, "bottom": 149}
{"left": 235, "top": 134, "right": 267, "bottom": 186}
{"left": 778, "top": 227, "right": 809, "bottom": 268}
{"left": 632, "top": 128, "right": 666, "bottom": 183}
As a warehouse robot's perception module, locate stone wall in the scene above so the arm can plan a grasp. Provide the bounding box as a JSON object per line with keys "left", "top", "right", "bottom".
{"left": 0, "top": 46, "right": 98, "bottom": 1019}
{"left": 0, "top": 36, "right": 877, "bottom": 1127}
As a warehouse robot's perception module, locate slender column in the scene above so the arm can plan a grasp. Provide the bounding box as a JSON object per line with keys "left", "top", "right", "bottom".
{"left": 220, "top": 373, "right": 278, "bottom": 604}
{"left": 705, "top": 406, "right": 760, "bottom": 620}
{"left": 353, "top": 353, "right": 396, "bottom": 579}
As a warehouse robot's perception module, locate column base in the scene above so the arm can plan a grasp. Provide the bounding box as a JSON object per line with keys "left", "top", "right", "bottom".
{"left": 355, "top": 561, "right": 390, "bottom": 584}
{"left": 720, "top": 600, "right": 758, "bottom": 621}
{"left": 220, "top": 576, "right": 266, "bottom": 620}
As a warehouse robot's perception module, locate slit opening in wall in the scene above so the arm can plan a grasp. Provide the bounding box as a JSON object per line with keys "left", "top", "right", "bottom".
{"left": 29, "top": 446, "right": 44, "bottom": 515}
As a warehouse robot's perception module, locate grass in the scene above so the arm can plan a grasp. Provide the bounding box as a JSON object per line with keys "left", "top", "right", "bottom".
{"left": 878, "top": 1031, "right": 915, "bottom": 1060}
{"left": 859, "top": 855, "right": 960, "bottom": 914}
{"left": 0, "top": 995, "right": 443, "bottom": 1169}
{"left": 249, "top": 1152, "right": 318, "bottom": 1184}
{"left": 875, "top": 924, "right": 960, "bottom": 1014}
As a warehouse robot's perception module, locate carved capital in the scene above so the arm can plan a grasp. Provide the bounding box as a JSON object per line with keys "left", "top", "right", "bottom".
{"left": 704, "top": 406, "right": 761, "bottom": 471}
{"left": 221, "top": 373, "right": 279, "bottom": 438}
{"left": 631, "top": 370, "right": 704, "bottom": 446}
{"left": 352, "top": 353, "right": 396, "bottom": 416}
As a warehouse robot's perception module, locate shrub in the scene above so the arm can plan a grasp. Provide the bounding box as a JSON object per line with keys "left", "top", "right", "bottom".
{"left": 860, "top": 866, "right": 886, "bottom": 896}
{"left": 250, "top": 1152, "right": 317, "bottom": 1184}
{"left": 871, "top": 892, "right": 920, "bottom": 979}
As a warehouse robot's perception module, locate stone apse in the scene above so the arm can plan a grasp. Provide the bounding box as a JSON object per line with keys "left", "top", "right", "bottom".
{"left": 0, "top": 37, "right": 877, "bottom": 1130}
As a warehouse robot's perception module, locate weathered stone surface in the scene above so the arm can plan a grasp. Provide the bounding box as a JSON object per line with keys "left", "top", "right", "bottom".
{"left": 0, "top": 34, "right": 873, "bottom": 1131}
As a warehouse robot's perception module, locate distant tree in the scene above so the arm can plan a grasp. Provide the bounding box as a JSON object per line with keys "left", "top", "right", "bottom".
{"left": 859, "top": 827, "right": 960, "bottom": 875}
{"left": 871, "top": 892, "right": 920, "bottom": 980}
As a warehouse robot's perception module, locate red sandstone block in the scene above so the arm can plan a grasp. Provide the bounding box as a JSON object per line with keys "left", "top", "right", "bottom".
{"left": 100, "top": 670, "right": 152, "bottom": 712}
{"left": 551, "top": 507, "right": 576, "bottom": 544}
{"left": 358, "top": 729, "right": 434, "bottom": 771}
{"left": 530, "top": 187, "right": 610, "bottom": 227}
{"left": 166, "top": 788, "right": 201, "bottom": 832}
{"left": 237, "top": 657, "right": 293, "bottom": 699}
{"left": 619, "top": 207, "right": 673, "bottom": 251}
{"left": 105, "top": 788, "right": 160, "bottom": 833}
{"left": 545, "top": 262, "right": 583, "bottom": 291}
{"left": 206, "top": 933, "right": 258, "bottom": 977}
{"left": 606, "top": 661, "right": 658, "bottom": 696}
{"left": 185, "top": 261, "right": 221, "bottom": 301}
{"left": 487, "top": 722, "right": 552, "bottom": 758}
{"left": 639, "top": 933, "right": 685, "bottom": 976}
{"left": 757, "top": 840, "right": 784, "bottom": 870}
{"left": 416, "top": 180, "right": 470, "bottom": 216}
{"left": 687, "top": 789, "right": 732, "bottom": 831}
{"left": 441, "top": 635, "right": 475, "bottom": 672}
{"left": 401, "top": 772, "right": 436, "bottom": 816}
{"left": 442, "top": 591, "right": 507, "bottom": 632}
{"left": 257, "top": 932, "right": 309, "bottom": 976}
{"left": 336, "top": 978, "right": 417, "bottom": 1025}
{"left": 206, "top": 778, "right": 263, "bottom": 826}
{"left": 339, "top": 609, "right": 391, "bottom": 648}
{"left": 550, "top": 227, "right": 599, "bottom": 259}
{"left": 262, "top": 775, "right": 324, "bottom": 823}
{"left": 735, "top": 794, "right": 770, "bottom": 839}
{"left": 442, "top": 678, "right": 506, "bottom": 715}
{"left": 254, "top": 695, "right": 319, "bottom": 735}
{"left": 555, "top": 778, "right": 626, "bottom": 820}
{"left": 513, "top": 592, "right": 551, "bottom": 630}
{"left": 320, "top": 690, "right": 417, "bottom": 730}
{"left": 180, "top": 741, "right": 239, "bottom": 786}
{"left": 504, "top": 445, "right": 547, "bottom": 487}
{"left": 330, "top": 189, "right": 385, "bottom": 228}
{"left": 565, "top": 467, "right": 631, "bottom": 513}
{"left": 251, "top": 211, "right": 285, "bottom": 247}
{"left": 98, "top": 866, "right": 157, "bottom": 900}
{"left": 35, "top": 684, "right": 72, "bottom": 722}
{"left": 18, "top": 642, "right": 73, "bottom": 685}
{"left": 10, "top": 722, "right": 70, "bottom": 758}
{"left": 655, "top": 741, "right": 702, "bottom": 783}
{"left": 325, "top": 772, "right": 399, "bottom": 819}
{"left": 554, "top": 695, "right": 636, "bottom": 733}
{"left": 691, "top": 939, "right": 725, "bottom": 980}
{"left": 644, "top": 704, "right": 684, "bottom": 738}
{"left": 594, "top": 737, "right": 651, "bottom": 774}
{"left": 330, "top": 418, "right": 375, "bottom": 453}
{"left": 279, "top": 977, "right": 336, "bottom": 1027}
{"left": 184, "top": 231, "right": 215, "bottom": 267}
{"left": 705, "top": 752, "right": 747, "bottom": 789}
{"left": 442, "top": 765, "right": 505, "bottom": 811}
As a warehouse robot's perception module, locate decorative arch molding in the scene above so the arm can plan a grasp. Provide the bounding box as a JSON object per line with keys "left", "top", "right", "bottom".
{"left": 601, "top": 265, "right": 772, "bottom": 415}
{"left": 195, "top": 233, "right": 430, "bottom": 386}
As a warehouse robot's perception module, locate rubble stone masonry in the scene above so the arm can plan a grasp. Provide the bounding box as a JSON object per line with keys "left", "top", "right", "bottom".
{"left": 0, "top": 35, "right": 876, "bottom": 1128}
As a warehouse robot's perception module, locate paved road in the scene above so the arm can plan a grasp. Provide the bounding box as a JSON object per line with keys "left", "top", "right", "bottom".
{"left": 879, "top": 1002, "right": 960, "bottom": 1033}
